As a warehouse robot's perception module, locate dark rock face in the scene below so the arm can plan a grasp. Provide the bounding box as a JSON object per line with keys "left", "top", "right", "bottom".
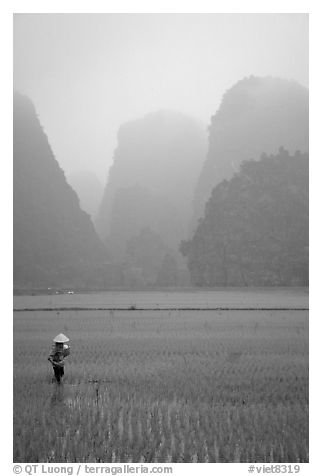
{"left": 192, "top": 76, "right": 309, "bottom": 228}
{"left": 13, "top": 92, "right": 108, "bottom": 288}
{"left": 96, "top": 110, "right": 207, "bottom": 270}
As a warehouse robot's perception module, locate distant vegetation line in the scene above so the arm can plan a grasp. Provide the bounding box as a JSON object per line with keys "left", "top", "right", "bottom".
{"left": 13, "top": 306, "right": 308, "bottom": 312}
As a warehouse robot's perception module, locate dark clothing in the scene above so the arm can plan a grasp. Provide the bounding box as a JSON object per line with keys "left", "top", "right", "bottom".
{"left": 53, "top": 365, "right": 64, "bottom": 383}
{"left": 48, "top": 343, "right": 70, "bottom": 383}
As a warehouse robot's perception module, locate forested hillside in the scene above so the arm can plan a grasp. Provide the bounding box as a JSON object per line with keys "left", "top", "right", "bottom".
{"left": 192, "top": 76, "right": 309, "bottom": 229}
{"left": 181, "top": 149, "right": 309, "bottom": 286}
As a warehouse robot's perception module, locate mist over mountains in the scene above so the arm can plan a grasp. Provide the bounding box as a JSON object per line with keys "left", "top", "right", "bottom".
{"left": 13, "top": 75, "right": 309, "bottom": 290}
{"left": 96, "top": 110, "right": 207, "bottom": 242}
{"left": 13, "top": 92, "right": 108, "bottom": 289}
{"left": 95, "top": 111, "right": 207, "bottom": 285}
{"left": 192, "top": 76, "right": 309, "bottom": 228}
{"left": 67, "top": 170, "right": 104, "bottom": 219}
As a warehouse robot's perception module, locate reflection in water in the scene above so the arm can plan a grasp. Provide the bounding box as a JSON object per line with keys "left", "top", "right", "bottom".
{"left": 50, "top": 383, "right": 66, "bottom": 408}
{"left": 49, "top": 383, "right": 77, "bottom": 411}
{"left": 47, "top": 384, "right": 72, "bottom": 446}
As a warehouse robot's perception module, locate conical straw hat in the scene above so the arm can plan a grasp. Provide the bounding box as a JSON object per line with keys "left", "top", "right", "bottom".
{"left": 53, "top": 333, "right": 70, "bottom": 343}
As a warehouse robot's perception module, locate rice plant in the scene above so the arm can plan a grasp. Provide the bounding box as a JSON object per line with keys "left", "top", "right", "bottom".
{"left": 13, "top": 304, "right": 308, "bottom": 463}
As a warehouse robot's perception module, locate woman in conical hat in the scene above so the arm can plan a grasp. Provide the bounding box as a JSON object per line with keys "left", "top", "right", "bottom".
{"left": 53, "top": 333, "right": 70, "bottom": 343}
{"left": 48, "top": 333, "right": 70, "bottom": 383}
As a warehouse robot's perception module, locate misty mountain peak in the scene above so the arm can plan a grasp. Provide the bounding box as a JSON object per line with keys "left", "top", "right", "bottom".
{"left": 13, "top": 92, "right": 108, "bottom": 288}
{"left": 96, "top": 110, "right": 207, "bottom": 258}
{"left": 192, "top": 76, "right": 309, "bottom": 226}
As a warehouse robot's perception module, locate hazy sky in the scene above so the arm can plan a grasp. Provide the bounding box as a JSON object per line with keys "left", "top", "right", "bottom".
{"left": 13, "top": 13, "right": 308, "bottom": 183}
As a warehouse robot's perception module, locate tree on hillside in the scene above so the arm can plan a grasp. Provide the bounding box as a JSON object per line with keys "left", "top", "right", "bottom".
{"left": 180, "top": 149, "right": 309, "bottom": 286}
{"left": 192, "top": 76, "right": 309, "bottom": 228}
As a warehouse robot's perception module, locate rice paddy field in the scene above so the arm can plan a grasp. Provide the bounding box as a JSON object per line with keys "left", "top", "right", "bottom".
{"left": 13, "top": 289, "right": 309, "bottom": 463}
